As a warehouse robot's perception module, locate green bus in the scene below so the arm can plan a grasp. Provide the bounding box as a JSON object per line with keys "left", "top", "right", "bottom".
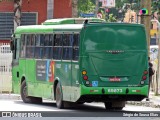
{"left": 11, "top": 19, "right": 149, "bottom": 110}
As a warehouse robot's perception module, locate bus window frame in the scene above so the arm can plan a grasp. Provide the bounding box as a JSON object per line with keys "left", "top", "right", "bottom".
{"left": 72, "top": 33, "right": 80, "bottom": 62}
{"left": 26, "top": 34, "right": 35, "bottom": 59}
{"left": 43, "top": 34, "right": 54, "bottom": 59}
{"left": 62, "top": 33, "right": 73, "bottom": 61}
{"left": 20, "top": 34, "right": 25, "bottom": 58}
{"left": 53, "top": 33, "right": 63, "bottom": 61}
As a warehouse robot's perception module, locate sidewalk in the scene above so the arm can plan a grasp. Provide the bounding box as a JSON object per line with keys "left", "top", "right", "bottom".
{"left": 127, "top": 92, "right": 160, "bottom": 108}
{"left": 0, "top": 93, "right": 21, "bottom": 100}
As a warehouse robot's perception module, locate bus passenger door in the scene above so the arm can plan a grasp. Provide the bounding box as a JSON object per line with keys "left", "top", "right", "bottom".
{"left": 60, "top": 34, "right": 72, "bottom": 101}
{"left": 71, "top": 34, "right": 80, "bottom": 101}
{"left": 12, "top": 38, "right": 21, "bottom": 94}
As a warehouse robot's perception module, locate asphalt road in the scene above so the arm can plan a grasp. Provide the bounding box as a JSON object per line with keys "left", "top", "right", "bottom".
{"left": 0, "top": 100, "right": 160, "bottom": 119}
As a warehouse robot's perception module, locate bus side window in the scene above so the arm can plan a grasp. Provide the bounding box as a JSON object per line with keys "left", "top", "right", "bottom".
{"left": 40, "top": 34, "right": 45, "bottom": 46}
{"left": 26, "top": 34, "right": 35, "bottom": 58}
{"left": 49, "top": 34, "right": 54, "bottom": 59}
{"left": 73, "top": 34, "right": 80, "bottom": 61}
{"left": 13, "top": 38, "right": 20, "bottom": 60}
{"left": 20, "top": 34, "right": 26, "bottom": 58}
{"left": 35, "top": 34, "right": 41, "bottom": 59}
{"left": 40, "top": 34, "right": 46, "bottom": 59}
{"left": 62, "top": 34, "right": 73, "bottom": 60}
{"left": 53, "top": 34, "right": 62, "bottom": 60}
{"left": 43, "top": 34, "right": 53, "bottom": 59}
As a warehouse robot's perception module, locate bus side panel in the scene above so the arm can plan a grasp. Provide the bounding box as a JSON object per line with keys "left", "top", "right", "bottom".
{"left": 17, "top": 59, "right": 26, "bottom": 94}
{"left": 12, "top": 65, "right": 20, "bottom": 94}
{"left": 41, "top": 60, "right": 55, "bottom": 99}
{"left": 43, "top": 83, "right": 54, "bottom": 99}
{"left": 71, "top": 62, "right": 81, "bottom": 102}
{"left": 25, "top": 59, "right": 43, "bottom": 97}
{"left": 56, "top": 61, "right": 72, "bottom": 101}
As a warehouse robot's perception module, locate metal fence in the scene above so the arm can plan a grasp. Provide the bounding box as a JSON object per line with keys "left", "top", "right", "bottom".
{"left": 0, "top": 43, "right": 12, "bottom": 93}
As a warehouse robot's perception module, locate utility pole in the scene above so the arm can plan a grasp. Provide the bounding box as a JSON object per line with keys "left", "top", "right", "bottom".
{"left": 14, "top": 0, "right": 22, "bottom": 32}
{"left": 95, "top": 0, "right": 99, "bottom": 16}
{"left": 71, "top": 0, "right": 78, "bottom": 17}
{"left": 47, "top": 0, "right": 54, "bottom": 19}
{"left": 140, "top": 0, "right": 151, "bottom": 52}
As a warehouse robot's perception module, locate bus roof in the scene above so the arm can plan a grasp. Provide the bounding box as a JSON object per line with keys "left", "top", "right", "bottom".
{"left": 15, "top": 24, "right": 84, "bottom": 34}
{"left": 14, "top": 22, "right": 145, "bottom": 35}
{"left": 42, "top": 18, "right": 106, "bottom": 25}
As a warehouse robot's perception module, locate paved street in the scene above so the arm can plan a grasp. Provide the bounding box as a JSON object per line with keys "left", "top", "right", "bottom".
{"left": 0, "top": 99, "right": 160, "bottom": 120}
{"left": 0, "top": 99, "right": 159, "bottom": 113}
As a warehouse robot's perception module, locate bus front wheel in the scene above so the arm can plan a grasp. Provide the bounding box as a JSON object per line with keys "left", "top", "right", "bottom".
{"left": 21, "top": 80, "right": 33, "bottom": 103}
{"left": 56, "top": 82, "right": 64, "bottom": 109}
{"left": 21, "top": 80, "right": 42, "bottom": 103}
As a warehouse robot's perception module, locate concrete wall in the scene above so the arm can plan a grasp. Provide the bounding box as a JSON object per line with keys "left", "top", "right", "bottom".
{"left": 54, "top": 0, "right": 72, "bottom": 18}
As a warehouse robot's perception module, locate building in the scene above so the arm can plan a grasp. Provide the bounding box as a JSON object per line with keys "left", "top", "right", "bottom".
{"left": 150, "top": 12, "right": 159, "bottom": 46}
{"left": 0, "top": 0, "right": 72, "bottom": 43}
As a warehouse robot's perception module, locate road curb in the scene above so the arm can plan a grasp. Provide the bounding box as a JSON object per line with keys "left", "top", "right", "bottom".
{"left": 126, "top": 101, "right": 160, "bottom": 108}
{"left": 0, "top": 94, "right": 21, "bottom": 100}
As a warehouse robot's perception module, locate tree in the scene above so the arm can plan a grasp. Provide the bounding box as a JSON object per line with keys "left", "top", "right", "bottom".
{"left": 151, "top": 0, "right": 160, "bottom": 21}
{"left": 116, "top": 0, "right": 129, "bottom": 8}
{"left": 72, "top": 0, "right": 78, "bottom": 17}
{"left": 106, "top": 14, "right": 117, "bottom": 22}
{"left": 78, "top": 0, "right": 95, "bottom": 15}
{"left": 14, "top": 0, "right": 22, "bottom": 31}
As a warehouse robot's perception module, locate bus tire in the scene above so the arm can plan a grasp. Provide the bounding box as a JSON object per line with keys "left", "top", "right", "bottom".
{"left": 77, "top": 102, "right": 85, "bottom": 104}
{"left": 56, "top": 82, "right": 64, "bottom": 109}
{"left": 111, "top": 101, "right": 125, "bottom": 110}
{"left": 21, "top": 80, "right": 32, "bottom": 103}
{"left": 104, "top": 102, "right": 112, "bottom": 110}
{"left": 21, "top": 81, "right": 42, "bottom": 104}
{"left": 112, "top": 107, "right": 123, "bottom": 110}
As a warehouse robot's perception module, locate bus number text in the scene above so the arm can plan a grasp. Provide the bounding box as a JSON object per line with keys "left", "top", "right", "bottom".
{"left": 108, "top": 89, "right": 123, "bottom": 93}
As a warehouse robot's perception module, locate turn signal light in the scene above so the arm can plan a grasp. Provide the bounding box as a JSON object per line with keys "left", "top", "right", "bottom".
{"left": 82, "top": 70, "right": 87, "bottom": 75}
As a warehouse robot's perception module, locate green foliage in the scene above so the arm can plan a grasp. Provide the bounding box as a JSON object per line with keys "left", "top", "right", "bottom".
{"left": 152, "top": 1, "right": 160, "bottom": 13}
{"left": 106, "top": 14, "right": 117, "bottom": 22}
{"left": 78, "top": 0, "right": 95, "bottom": 14}
{"left": 116, "top": 0, "right": 129, "bottom": 8}
{"left": 78, "top": 0, "right": 160, "bottom": 21}
{"left": 116, "top": 0, "right": 140, "bottom": 11}
{"left": 151, "top": 0, "right": 160, "bottom": 21}
{"left": 97, "top": 7, "right": 104, "bottom": 18}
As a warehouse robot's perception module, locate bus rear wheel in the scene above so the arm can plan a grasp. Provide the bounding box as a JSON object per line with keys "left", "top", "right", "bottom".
{"left": 56, "top": 82, "right": 64, "bottom": 109}
{"left": 104, "top": 102, "right": 112, "bottom": 110}
{"left": 112, "top": 107, "right": 123, "bottom": 110}
{"left": 21, "top": 80, "right": 42, "bottom": 103}
{"left": 104, "top": 101, "right": 125, "bottom": 110}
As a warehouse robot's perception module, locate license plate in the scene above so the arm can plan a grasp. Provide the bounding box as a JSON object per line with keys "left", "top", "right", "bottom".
{"left": 109, "top": 77, "right": 120, "bottom": 81}
{"left": 108, "top": 88, "right": 123, "bottom": 93}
